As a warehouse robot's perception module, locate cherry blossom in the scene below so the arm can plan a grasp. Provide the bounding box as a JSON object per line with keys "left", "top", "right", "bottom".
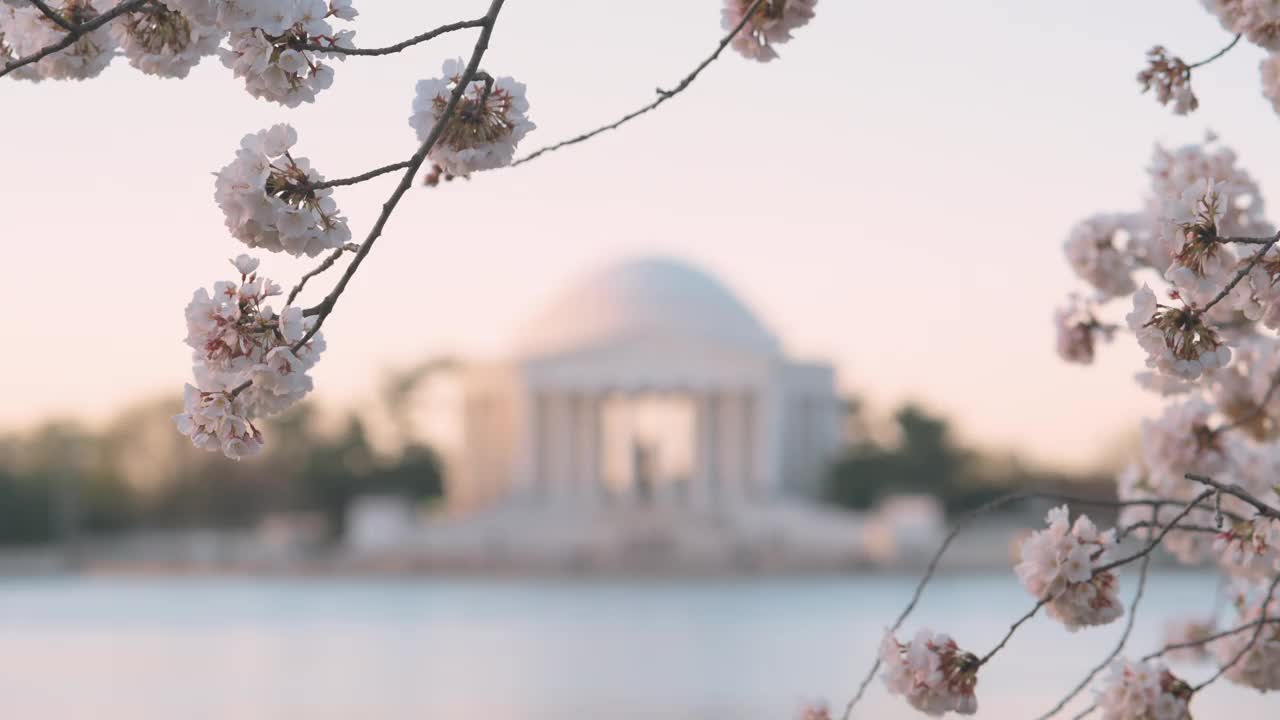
{"left": 408, "top": 58, "right": 535, "bottom": 176}
{"left": 105, "top": 0, "right": 223, "bottom": 78}
{"left": 216, "top": 0, "right": 354, "bottom": 107}
{"left": 1064, "top": 214, "right": 1139, "bottom": 299}
{"left": 1161, "top": 617, "right": 1218, "bottom": 664}
{"left": 722, "top": 0, "right": 816, "bottom": 63}
{"left": 214, "top": 123, "right": 352, "bottom": 258}
{"left": 1137, "top": 46, "right": 1197, "bottom": 115}
{"left": 0, "top": 0, "right": 116, "bottom": 80}
{"left": 1211, "top": 582, "right": 1280, "bottom": 690}
{"left": 178, "top": 257, "right": 325, "bottom": 457}
{"left": 1014, "top": 506, "right": 1124, "bottom": 631}
{"left": 1054, "top": 296, "right": 1113, "bottom": 364}
{"left": 1095, "top": 658, "right": 1193, "bottom": 720}
{"left": 1126, "top": 284, "right": 1231, "bottom": 381}
{"left": 879, "top": 628, "right": 979, "bottom": 716}
{"left": 1202, "top": 0, "right": 1280, "bottom": 51}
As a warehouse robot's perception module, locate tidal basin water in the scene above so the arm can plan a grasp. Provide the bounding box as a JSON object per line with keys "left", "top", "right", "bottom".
{"left": 0, "top": 572, "right": 1274, "bottom": 719}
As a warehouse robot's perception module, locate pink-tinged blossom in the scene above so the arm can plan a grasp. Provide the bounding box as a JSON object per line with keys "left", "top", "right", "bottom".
{"left": 1211, "top": 582, "right": 1280, "bottom": 690}
{"left": 1014, "top": 506, "right": 1124, "bottom": 631}
{"left": 1095, "top": 658, "right": 1193, "bottom": 720}
{"left": 1126, "top": 284, "right": 1230, "bottom": 381}
{"left": 104, "top": 0, "right": 224, "bottom": 78}
{"left": 1214, "top": 515, "right": 1280, "bottom": 577}
{"left": 1140, "top": 141, "right": 1270, "bottom": 276}
{"left": 1064, "top": 214, "right": 1139, "bottom": 298}
{"left": 177, "top": 258, "right": 325, "bottom": 457}
{"left": 1054, "top": 296, "right": 1113, "bottom": 364}
{"left": 0, "top": 0, "right": 116, "bottom": 80}
{"left": 1137, "top": 46, "right": 1198, "bottom": 115}
{"left": 722, "top": 0, "right": 816, "bottom": 63}
{"left": 409, "top": 58, "right": 535, "bottom": 176}
{"left": 173, "top": 384, "right": 264, "bottom": 460}
{"left": 1202, "top": 0, "right": 1280, "bottom": 51}
{"left": 879, "top": 629, "right": 979, "bottom": 716}
{"left": 1161, "top": 617, "right": 1218, "bottom": 665}
{"left": 214, "top": 124, "right": 352, "bottom": 258}
{"left": 216, "top": 0, "right": 354, "bottom": 107}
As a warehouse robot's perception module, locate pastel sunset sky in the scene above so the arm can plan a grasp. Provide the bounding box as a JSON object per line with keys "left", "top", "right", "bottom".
{"left": 4, "top": 0, "right": 1277, "bottom": 470}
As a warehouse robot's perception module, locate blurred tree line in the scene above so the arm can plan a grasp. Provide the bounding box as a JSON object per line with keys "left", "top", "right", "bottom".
{"left": 0, "top": 399, "right": 444, "bottom": 547}
{"left": 823, "top": 402, "right": 1118, "bottom": 516}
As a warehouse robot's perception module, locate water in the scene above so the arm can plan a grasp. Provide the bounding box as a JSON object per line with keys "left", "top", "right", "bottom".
{"left": 0, "top": 572, "right": 1273, "bottom": 718}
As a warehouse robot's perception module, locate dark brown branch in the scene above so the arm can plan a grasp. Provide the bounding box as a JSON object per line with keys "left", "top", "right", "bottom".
{"left": 838, "top": 490, "right": 1223, "bottom": 720}
{"left": 1142, "top": 617, "right": 1280, "bottom": 662}
{"left": 1, "top": 0, "right": 148, "bottom": 79}
{"left": 511, "top": 0, "right": 766, "bottom": 167}
{"left": 1188, "top": 34, "right": 1242, "bottom": 70}
{"left": 1036, "top": 555, "right": 1152, "bottom": 720}
{"left": 286, "top": 243, "right": 357, "bottom": 306}
{"left": 29, "top": 0, "right": 76, "bottom": 32}
{"left": 978, "top": 594, "right": 1054, "bottom": 667}
{"left": 1199, "top": 233, "right": 1279, "bottom": 315}
{"left": 300, "top": 17, "right": 486, "bottom": 56}
{"left": 307, "top": 161, "right": 413, "bottom": 191}
{"left": 290, "top": 0, "right": 507, "bottom": 350}
{"left": 1184, "top": 474, "right": 1280, "bottom": 521}
{"left": 1093, "top": 490, "right": 1215, "bottom": 575}
{"left": 1193, "top": 572, "right": 1280, "bottom": 692}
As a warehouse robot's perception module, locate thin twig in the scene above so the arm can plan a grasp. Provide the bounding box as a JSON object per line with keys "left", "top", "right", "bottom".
{"left": 1193, "top": 572, "right": 1280, "bottom": 692}
{"left": 511, "top": 0, "right": 766, "bottom": 167}
{"left": 1093, "top": 490, "right": 1215, "bottom": 574}
{"left": 29, "top": 0, "right": 76, "bottom": 32}
{"left": 978, "top": 594, "right": 1054, "bottom": 666}
{"left": 1, "top": 0, "right": 148, "bottom": 79}
{"left": 300, "top": 17, "right": 486, "bottom": 56}
{"left": 1185, "top": 474, "right": 1280, "bottom": 521}
{"left": 307, "top": 161, "right": 413, "bottom": 191}
{"left": 1117, "top": 520, "right": 1220, "bottom": 542}
{"left": 1188, "top": 34, "right": 1242, "bottom": 70}
{"left": 1036, "top": 555, "right": 1152, "bottom": 720}
{"left": 291, "top": 0, "right": 506, "bottom": 344}
{"left": 286, "top": 243, "right": 357, "bottom": 306}
{"left": 1142, "top": 618, "right": 1280, "bottom": 662}
{"left": 840, "top": 492, "right": 1027, "bottom": 720}
{"left": 1199, "top": 233, "right": 1279, "bottom": 315}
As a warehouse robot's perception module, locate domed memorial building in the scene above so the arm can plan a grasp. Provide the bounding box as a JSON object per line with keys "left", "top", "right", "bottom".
{"left": 350, "top": 257, "right": 864, "bottom": 572}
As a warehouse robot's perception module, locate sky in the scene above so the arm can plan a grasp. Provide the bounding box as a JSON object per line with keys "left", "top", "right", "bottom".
{"left": 3, "top": 0, "right": 1279, "bottom": 471}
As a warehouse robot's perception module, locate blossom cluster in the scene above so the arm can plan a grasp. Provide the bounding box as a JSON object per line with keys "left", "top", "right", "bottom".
{"left": 211, "top": 0, "right": 356, "bottom": 107}
{"left": 1095, "top": 658, "right": 1192, "bottom": 720}
{"left": 1161, "top": 616, "right": 1218, "bottom": 665}
{"left": 175, "top": 254, "right": 325, "bottom": 458}
{"left": 1211, "top": 582, "right": 1280, "bottom": 691}
{"left": 0, "top": 0, "right": 116, "bottom": 80}
{"left": 879, "top": 629, "right": 979, "bottom": 716}
{"left": 4, "top": 0, "right": 356, "bottom": 103}
{"left": 722, "top": 0, "right": 817, "bottom": 62}
{"left": 1014, "top": 506, "right": 1124, "bottom": 631}
{"left": 214, "top": 123, "right": 351, "bottom": 258}
{"left": 408, "top": 58, "right": 535, "bottom": 177}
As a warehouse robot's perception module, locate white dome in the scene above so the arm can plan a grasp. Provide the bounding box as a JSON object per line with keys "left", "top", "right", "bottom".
{"left": 515, "top": 257, "right": 782, "bottom": 359}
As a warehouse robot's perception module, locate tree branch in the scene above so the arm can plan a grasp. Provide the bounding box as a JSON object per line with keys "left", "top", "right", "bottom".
{"left": 1093, "top": 490, "right": 1214, "bottom": 575}
{"left": 1199, "top": 233, "right": 1279, "bottom": 315}
{"left": 1193, "top": 572, "right": 1280, "bottom": 692}
{"left": 511, "top": 0, "right": 766, "bottom": 167}
{"left": 290, "top": 0, "right": 507, "bottom": 349}
{"left": 1036, "top": 555, "right": 1152, "bottom": 720}
{"left": 29, "top": 0, "right": 76, "bottom": 32}
{"left": 1, "top": 0, "right": 148, "bottom": 79}
{"left": 286, "top": 243, "right": 357, "bottom": 306}
{"left": 1184, "top": 474, "right": 1280, "bottom": 521}
{"left": 307, "top": 160, "right": 414, "bottom": 191}
{"left": 300, "top": 17, "right": 487, "bottom": 56}
{"left": 1188, "top": 33, "right": 1242, "bottom": 70}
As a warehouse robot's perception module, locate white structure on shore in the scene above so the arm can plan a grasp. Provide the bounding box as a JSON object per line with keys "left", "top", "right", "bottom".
{"left": 349, "top": 257, "right": 867, "bottom": 573}
{"left": 449, "top": 257, "right": 842, "bottom": 513}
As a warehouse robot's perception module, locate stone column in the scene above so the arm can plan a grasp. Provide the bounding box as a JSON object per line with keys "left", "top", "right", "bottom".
{"left": 581, "top": 392, "right": 602, "bottom": 506}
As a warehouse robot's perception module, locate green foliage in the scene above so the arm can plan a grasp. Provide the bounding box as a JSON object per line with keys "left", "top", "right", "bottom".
{"left": 822, "top": 403, "right": 1091, "bottom": 515}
